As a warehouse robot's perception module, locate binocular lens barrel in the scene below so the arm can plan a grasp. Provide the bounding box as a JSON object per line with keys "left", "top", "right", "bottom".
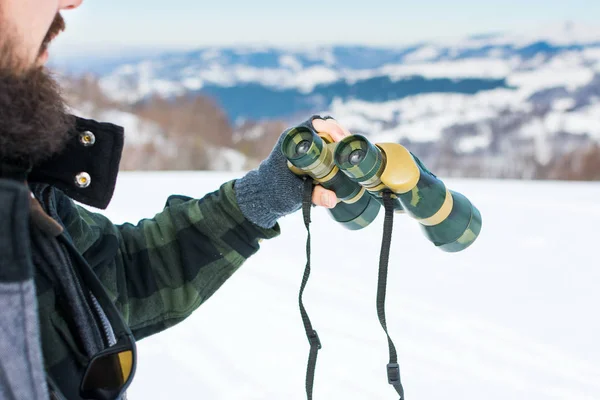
{"left": 334, "top": 135, "right": 385, "bottom": 187}
{"left": 334, "top": 134, "right": 481, "bottom": 252}
{"left": 421, "top": 191, "right": 482, "bottom": 252}
{"left": 281, "top": 127, "right": 327, "bottom": 170}
{"left": 334, "top": 135, "right": 403, "bottom": 211}
{"left": 282, "top": 126, "right": 381, "bottom": 230}
{"left": 283, "top": 126, "right": 481, "bottom": 250}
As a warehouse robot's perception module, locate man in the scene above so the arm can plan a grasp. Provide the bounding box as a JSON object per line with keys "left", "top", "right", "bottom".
{"left": 0, "top": 0, "right": 352, "bottom": 398}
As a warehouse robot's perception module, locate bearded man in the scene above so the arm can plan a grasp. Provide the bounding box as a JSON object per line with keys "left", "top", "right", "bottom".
{"left": 0, "top": 1, "right": 351, "bottom": 398}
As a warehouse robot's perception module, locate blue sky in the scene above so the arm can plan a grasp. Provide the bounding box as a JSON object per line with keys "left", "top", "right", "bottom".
{"left": 52, "top": 0, "right": 599, "bottom": 55}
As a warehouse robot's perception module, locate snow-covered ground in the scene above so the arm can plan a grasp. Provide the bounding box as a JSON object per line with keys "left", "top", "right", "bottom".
{"left": 92, "top": 172, "right": 600, "bottom": 400}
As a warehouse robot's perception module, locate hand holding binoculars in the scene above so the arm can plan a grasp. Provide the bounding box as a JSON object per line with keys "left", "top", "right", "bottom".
{"left": 281, "top": 121, "right": 482, "bottom": 252}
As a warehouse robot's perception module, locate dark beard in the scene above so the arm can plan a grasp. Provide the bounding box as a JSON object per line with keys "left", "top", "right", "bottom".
{"left": 0, "top": 39, "right": 74, "bottom": 166}
{"left": 39, "top": 13, "right": 66, "bottom": 59}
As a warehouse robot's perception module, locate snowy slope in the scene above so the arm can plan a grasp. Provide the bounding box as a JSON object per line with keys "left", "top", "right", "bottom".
{"left": 327, "top": 89, "right": 600, "bottom": 145}
{"left": 89, "top": 172, "right": 600, "bottom": 400}
{"left": 95, "top": 22, "right": 600, "bottom": 104}
{"left": 90, "top": 23, "right": 600, "bottom": 165}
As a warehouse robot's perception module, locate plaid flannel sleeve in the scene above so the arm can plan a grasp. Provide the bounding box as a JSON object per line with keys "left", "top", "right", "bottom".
{"left": 64, "top": 180, "right": 280, "bottom": 340}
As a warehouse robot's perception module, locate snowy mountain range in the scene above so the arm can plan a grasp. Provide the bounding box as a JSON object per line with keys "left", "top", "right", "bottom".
{"left": 58, "top": 22, "right": 600, "bottom": 178}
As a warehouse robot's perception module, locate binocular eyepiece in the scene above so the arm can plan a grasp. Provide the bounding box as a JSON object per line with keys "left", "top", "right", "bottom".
{"left": 281, "top": 123, "right": 482, "bottom": 252}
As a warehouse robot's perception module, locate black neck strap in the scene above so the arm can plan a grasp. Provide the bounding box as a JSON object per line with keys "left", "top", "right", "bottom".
{"left": 300, "top": 177, "right": 321, "bottom": 400}
{"left": 298, "top": 181, "right": 404, "bottom": 399}
{"left": 379, "top": 191, "right": 405, "bottom": 399}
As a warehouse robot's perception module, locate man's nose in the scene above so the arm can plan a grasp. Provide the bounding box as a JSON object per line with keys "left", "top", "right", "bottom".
{"left": 59, "top": 0, "right": 83, "bottom": 10}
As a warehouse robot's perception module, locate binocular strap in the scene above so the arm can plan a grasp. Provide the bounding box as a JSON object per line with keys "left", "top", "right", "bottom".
{"left": 298, "top": 180, "right": 404, "bottom": 400}
{"left": 379, "top": 191, "right": 405, "bottom": 400}
{"left": 299, "top": 177, "right": 322, "bottom": 400}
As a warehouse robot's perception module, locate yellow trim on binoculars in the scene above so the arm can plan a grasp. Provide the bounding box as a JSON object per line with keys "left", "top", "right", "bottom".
{"left": 417, "top": 188, "right": 454, "bottom": 226}
{"left": 367, "top": 181, "right": 388, "bottom": 193}
{"left": 318, "top": 132, "right": 334, "bottom": 144}
{"left": 376, "top": 143, "right": 421, "bottom": 194}
{"left": 287, "top": 162, "right": 305, "bottom": 176}
{"left": 315, "top": 164, "right": 340, "bottom": 184}
{"left": 307, "top": 145, "right": 334, "bottom": 179}
{"left": 344, "top": 187, "right": 367, "bottom": 204}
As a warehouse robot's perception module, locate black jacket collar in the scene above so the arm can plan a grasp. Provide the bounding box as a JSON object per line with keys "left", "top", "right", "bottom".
{"left": 27, "top": 116, "right": 124, "bottom": 209}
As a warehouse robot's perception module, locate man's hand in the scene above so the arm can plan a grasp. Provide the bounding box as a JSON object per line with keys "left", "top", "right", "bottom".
{"left": 310, "top": 118, "right": 352, "bottom": 208}
{"left": 235, "top": 115, "right": 354, "bottom": 229}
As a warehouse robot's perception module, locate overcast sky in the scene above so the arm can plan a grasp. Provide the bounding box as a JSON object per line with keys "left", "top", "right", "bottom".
{"left": 51, "top": 0, "right": 599, "bottom": 57}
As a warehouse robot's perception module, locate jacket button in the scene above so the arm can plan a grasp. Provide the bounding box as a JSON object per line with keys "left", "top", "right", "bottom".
{"left": 79, "top": 131, "right": 96, "bottom": 147}
{"left": 75, "top": 172, "right": 91, "bottom": 188}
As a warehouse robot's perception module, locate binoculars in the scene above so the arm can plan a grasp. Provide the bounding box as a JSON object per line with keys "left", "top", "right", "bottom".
{"left": 281, "top": 122, "right": 482, "bottom": 252}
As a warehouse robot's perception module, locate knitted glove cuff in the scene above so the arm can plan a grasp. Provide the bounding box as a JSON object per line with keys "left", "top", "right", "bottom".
{"left": 234, "top": 115, "right": 331, "bottom": 228}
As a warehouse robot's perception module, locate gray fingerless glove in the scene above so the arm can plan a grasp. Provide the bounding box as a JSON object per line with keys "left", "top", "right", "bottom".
{"left": 234, "top": 116, "right": 328, "bottom": 228}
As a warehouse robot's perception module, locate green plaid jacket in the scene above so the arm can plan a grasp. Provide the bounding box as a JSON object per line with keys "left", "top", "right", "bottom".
{"left": 32, "top": 179, "right": 280, "bottom": 398}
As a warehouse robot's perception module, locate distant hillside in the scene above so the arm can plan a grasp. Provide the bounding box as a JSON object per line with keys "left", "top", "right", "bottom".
{"left": 56, "top": 22, "right": 600, "bottom": 180}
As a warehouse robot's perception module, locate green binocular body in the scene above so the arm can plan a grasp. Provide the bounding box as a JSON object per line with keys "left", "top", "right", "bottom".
{"left": 281, "top": 124, "right": 482, "bottom": 253}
